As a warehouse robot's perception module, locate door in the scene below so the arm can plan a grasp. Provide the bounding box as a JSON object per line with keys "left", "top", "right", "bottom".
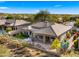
{"left": 45, "top": 36, "right": 50, "bottom": 43}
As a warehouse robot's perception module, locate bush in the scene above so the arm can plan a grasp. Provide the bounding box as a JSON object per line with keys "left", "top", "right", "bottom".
{"left": 51, "top": 38, "right": 61, "bottom": 49}
{"left": 0, "top": 36, "right": 9, "bottom": 44}
{"left": 66, "top": 31, "right": 71, "bottom": 39}
{"left": 21, "top": 42, "right": 29, "bottom": 47}
{"left": 73, "top": 39, "right": 78, "bottom": 49}
{"left": 0, "top": 45, "right": 11, "bottom": 57}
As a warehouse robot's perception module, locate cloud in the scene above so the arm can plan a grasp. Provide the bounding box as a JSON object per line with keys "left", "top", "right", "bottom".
{"left": 0, "top": 7, "right": 9, "bottom": 9}
{"left": 0, "top": 1, "right": 5, "bottom": 3}
{"left": 54, "top": 5, "right": 63, "bottom": 7}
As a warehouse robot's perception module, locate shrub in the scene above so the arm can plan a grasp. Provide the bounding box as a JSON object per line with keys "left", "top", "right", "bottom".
{"left": 66, "top": 31, "right": 71, "bottom": 39}
{"left": 73, "top": 39, "right": 78, "bottom": 49}
{"left": 61, "top": 40, "right": 69, "bottom": 50}
{"left": 21, "top": 42, "right": 29, "bottom": 47}
{"left": 51, "top": 38, "right": 61, "bottom": 49}
{"left": 0, "top": 45, "right": 11, "bottom": 57}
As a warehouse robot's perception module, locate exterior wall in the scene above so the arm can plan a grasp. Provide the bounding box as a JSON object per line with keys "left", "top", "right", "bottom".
{"left": 32, "top": 33, "right": 55, "bottom": 44}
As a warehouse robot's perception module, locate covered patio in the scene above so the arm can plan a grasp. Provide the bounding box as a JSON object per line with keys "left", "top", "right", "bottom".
{"left": 33, "top": 33, "right": 55, "bottom": 44}
{"left": 32, "top": 27, "right": 56, "bottom": 44}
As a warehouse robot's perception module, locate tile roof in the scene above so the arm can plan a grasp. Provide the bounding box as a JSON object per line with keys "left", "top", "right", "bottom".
{"left": 51, "top": 23, "right": 73, "bottom": 36}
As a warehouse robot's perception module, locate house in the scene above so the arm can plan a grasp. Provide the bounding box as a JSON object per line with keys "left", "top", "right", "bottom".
{"left": 23, "top": 21, "right": 73, "bottom": 44}
{"left": 0, "top": 20, "right": 6, "bottom": 26}
{"left": 5, "top": 19, "right": 31, "bottom": 30}
{"left": 63, "top": 21, "right": 75, "bottom": 26}
{"left": 0, "top": 19, "right": 31, "bottom": 35}
{"left": 0, "top": 16, "right": 7, "bottom": 20}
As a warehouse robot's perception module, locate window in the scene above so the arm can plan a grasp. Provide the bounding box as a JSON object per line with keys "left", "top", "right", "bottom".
{"left": 12, "top": 27, "right": 17, "bottom": 30}
{"left": 39, "top": 35, "right": 43, "bottom": 39}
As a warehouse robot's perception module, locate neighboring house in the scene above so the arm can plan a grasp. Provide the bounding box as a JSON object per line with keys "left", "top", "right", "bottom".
{"left": 63, "top": 21, "right": 75, "bottom": 26}
{"left": 63, "top": 21, "right": 75, "bottom": 31}
{"left": 0, "top": 16, "right": 7, "bottom": 20}
{"left": 0, "top": 19, "right": 31, "bottom": 35}
{"left": 23, "top": 21, "right": 73, "bottom": 44}
{"left": 70, "top": 16, "right": 79, "bottom": 21}
{"left": 5, "top": 19, "right": 31, "bottom": 30}
{"left": 0, "top": 20, "right": 6, "bottom": 26}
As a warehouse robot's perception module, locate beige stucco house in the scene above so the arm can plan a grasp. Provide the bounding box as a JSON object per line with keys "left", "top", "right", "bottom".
{"left": 5, "top": 20, "right": 31, "bottom": 29}
{"left": 23, "top": 21, "right": 73, "bottom": 44}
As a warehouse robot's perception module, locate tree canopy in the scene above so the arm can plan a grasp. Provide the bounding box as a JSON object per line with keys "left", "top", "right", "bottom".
{"left": 34, "top": 10, "right": 52, "bottom": 22}
{"left": 6, "top": 15, "right": 14, "bottom": 19}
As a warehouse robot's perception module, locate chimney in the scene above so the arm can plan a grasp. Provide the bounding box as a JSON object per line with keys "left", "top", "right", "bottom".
{"left": 44, "top": 21, "right": 50, "bottom": 27}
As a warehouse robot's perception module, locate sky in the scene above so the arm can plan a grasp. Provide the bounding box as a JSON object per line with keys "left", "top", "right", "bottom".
{"left": 0, "top": 1, "right": 79, "bottom": 14}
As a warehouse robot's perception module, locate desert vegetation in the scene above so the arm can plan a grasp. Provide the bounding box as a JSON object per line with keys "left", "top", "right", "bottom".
{"left": 0, "top": 35, "right": 56, "bottom": 57}
{"left": 0, "top": 10, "right": 77, "bottom": 23}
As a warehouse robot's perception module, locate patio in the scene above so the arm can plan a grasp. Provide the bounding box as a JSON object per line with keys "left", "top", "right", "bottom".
{"left": 24, "top": 38, "right": 51, "bottom": 51}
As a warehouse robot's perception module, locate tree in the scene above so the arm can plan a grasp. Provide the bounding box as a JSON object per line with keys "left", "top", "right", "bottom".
{"left": 61, "top": 39, "right": 69, "bottom": 50}
{"left": 34, "top": 10, "right": 51, "bottom": 22}
{"left": 73, "top": 35, "right": 78, "bottom": 41}
{"left": 6, "top": 15, "right": 14, "bottom": 19}
{"left": 51, "top": 38, "right": 61, "bottom": 49}
{"left": 73, "top": 39, "right": 78, "bottom": 49}
{"left": 75, "top": 19, "right": 79, "bottom": 27}
{"left": 62, "top": 15, "right": 71, "bottom": 22}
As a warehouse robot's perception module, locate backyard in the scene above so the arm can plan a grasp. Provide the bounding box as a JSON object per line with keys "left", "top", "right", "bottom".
{"left": 0, "top": 35, "right": 60, "bottom": 57}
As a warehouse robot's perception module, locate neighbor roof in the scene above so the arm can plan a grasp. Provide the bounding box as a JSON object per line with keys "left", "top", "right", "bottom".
{"left": 63, "top": 21, "right": 75, "bottom": 26}
{"left": 9, "top": 20, "right": 31, "bottom": 26}
{"left": 0, "top": 20, "right": 6, "bottom": 25}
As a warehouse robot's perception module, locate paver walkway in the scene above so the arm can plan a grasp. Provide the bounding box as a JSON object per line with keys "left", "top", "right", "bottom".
{"left": 67, "top": 35, "right": 75, "bottom": 50}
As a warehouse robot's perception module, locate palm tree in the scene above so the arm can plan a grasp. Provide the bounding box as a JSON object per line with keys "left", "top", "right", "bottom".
{"left": 34, "top": 10, "right": 50, "bottom": 22}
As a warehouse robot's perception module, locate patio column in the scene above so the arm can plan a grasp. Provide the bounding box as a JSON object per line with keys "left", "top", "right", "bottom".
{"left": 43, "top": 35, "right": 46, "bottom": 43}
{"left": 32, "top": 33, "right": 35, "bottom": 38}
